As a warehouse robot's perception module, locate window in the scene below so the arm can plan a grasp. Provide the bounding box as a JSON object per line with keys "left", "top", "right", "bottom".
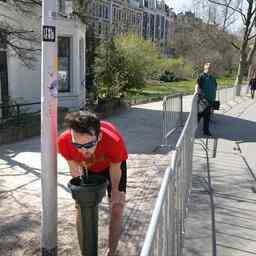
{"left": 58, "top": 37, "right": 71, "bottom": 92}
{"left": 0, "top": 30, "right": 7, "bottom": 50}
{"left": 98, "top": 22, "right": 102, "bottom": 35}
{"left": 58, "top": 0, "right": 65, "bottom": 13}
{"left": 113, "top": 8, "right": 116, "bottom": 21}
{"left": 96, "top": 4, "right": 100, "bottom": 17}
{"left": 100, "top": 5, "right": 103, "bottom": 17}
{"left": 92, "top": 2, "right": 96, "bottom": 16}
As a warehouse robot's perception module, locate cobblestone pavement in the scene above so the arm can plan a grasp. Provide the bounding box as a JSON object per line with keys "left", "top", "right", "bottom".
{"left": 0, "top": 100, "right": 179, "bottom": 256}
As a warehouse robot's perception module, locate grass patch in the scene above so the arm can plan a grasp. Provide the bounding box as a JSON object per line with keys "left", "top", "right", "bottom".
{"left": 127, "top": 76, "right": 235, "bottom": 101}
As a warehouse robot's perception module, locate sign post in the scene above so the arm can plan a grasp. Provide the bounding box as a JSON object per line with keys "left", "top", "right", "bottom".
{"left": 41, "top": 0, "right": 58, "bottom": 255}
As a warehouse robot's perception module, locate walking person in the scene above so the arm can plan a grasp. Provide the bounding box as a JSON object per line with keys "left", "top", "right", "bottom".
{"left": 195, "top": 62, "right": 218, "bottom": 136}
{"left": 58, "top": 111, "right": 128, "bottom": 256}
{"left": 249, "top": 75, "right": 256, "bottom": 99}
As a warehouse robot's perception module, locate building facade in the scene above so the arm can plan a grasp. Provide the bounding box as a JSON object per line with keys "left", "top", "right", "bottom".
{"left": 0, "top": 0, "right": 86, "bottom": 109}
{"left": 0, "top": 0, "right": 175, "bottom": 111}
{"left": 87, "top": 0, "right": 174, "bottom": 55}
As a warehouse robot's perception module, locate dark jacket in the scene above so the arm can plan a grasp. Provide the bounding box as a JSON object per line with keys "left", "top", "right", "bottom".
{"left": 249, "top": 78, "right": 256, "bottom": 90}
{"left": 197, "top": 72, "right": 217, "bottom": 103}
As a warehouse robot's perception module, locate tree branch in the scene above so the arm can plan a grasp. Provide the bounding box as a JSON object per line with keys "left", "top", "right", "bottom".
{"left": 207, "top": 0, "right": 247, "bottom": 21}
{"left": 231, "top": 41, "right": 240, "bottom": 50}
{"left": 248, "top": 33, "right": 256, "bottom": 41}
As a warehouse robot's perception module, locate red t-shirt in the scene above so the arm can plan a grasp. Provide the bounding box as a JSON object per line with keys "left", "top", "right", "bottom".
{"left": 58, "top": 121, "right": 128, "bottom": 173}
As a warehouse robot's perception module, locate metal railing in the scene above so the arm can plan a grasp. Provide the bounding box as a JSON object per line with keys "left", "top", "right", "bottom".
{"left": 140, "top": 94, "right": 198, "bottom": 256}
{"left": 217, "top": 86, "right": 235, "bottom": 104}
{"left": 140, "top": 84, "right": 249, "bottom": 256}
{"left": 218, "top": 84, "right": 248, "bottom": 105}
{"left": 162, "top": 93, "right": 183, "bottom": 145}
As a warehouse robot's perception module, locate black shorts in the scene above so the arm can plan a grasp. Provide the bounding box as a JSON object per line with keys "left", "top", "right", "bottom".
{"left": 85, "top": 161, "right": 127, "bottom": 197}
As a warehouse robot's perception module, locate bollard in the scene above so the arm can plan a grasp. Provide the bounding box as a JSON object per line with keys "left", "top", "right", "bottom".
{"left": 68, "top": 175, "right": 107, "bottom": 256}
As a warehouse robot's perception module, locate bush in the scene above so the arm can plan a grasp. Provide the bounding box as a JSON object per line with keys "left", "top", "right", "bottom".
{"left": 94, "top": 34, "right": 194, "bottom": 102}
{"left": 116, "top": 33, "right": 162, "bottom": 89}
{"left": 159, "top": 58, "right": 193, "bottom": 81}
{"left": 95, "top": 33, "right": 163, "bottom": 99}
{"left": 159, "top": 71, "right": 176, "bottom": 82}
{"left": 95, "top": 38, "right": 127, "bottom": 99}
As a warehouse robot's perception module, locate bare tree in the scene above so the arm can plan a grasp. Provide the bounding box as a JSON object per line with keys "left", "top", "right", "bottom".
{"left": 206, "top": 0, "right": 256, "bottom": 95}
{"left": 173, "top": 11, "right": 239, "bottom": 77}
{"left": 0, "top": 0, "right": 41, "bottom": 68}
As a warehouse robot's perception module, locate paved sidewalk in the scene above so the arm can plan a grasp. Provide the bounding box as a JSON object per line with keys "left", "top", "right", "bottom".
{"left": 2, "top": 93, "right": 254, "bottom": 256}
{"left": 184, "top": 95, "right": 256, "bottom": 256}
{"left": 0, "top": 100, "right": 181, "bottom": 255}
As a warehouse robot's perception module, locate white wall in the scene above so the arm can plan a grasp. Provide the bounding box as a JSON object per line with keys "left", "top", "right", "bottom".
{"left": 1, "top": 2, "right": 86, "bottom": 109}
{"left": 56, "top": 17, "right": 86, "bottom": 109}
{"left": 8, "top": 53, "right": 41, "bottom": 103}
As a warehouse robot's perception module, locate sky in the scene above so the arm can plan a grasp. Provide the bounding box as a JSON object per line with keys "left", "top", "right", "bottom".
{"left": 166, "top": 0, "right": 242, "bottom": 33}
{"left": 166, "top": 0, "right": 192, "bottom": 13}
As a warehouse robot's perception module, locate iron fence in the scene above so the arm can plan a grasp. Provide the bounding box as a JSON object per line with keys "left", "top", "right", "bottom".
{"left": 0, "top": 102, "right": 41, "bottom": 129}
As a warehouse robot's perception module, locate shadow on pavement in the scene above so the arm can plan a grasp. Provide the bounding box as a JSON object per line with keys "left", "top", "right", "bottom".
{"left": 108, "top": 107, "right": 182, "bottom": 154}
{"left": 196, "top": 113, "right": 256, "bottom": 143}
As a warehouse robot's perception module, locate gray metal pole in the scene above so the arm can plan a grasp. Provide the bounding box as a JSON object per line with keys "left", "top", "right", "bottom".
{"left": 41, "top": 0, "right": 58, "bottom": 255}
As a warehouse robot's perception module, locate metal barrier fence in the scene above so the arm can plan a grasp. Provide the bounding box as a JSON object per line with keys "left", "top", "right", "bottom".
{"left": 218, "top": 84, "right": 248, "bottom": 105}
{"left": 217, "top": 86, "right": 235, "bottom": 104}
{"left": 140, "top": 84, "right": 249, "bottom": 256}
{"left": 240, "top": 84, "right": 249, "bottom": 95}
{"left": 162, "top": 93, "right": 183, "bottom": 145}
{"left": 140, "top": 94, "right": 198, "bottom": 256}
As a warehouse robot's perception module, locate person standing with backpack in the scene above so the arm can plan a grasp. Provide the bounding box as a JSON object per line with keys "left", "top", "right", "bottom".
{"left": 195, "top": 62, "right": 218, "bottom": 136}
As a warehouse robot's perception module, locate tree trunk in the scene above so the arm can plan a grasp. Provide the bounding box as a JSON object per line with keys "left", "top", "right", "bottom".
{"left": 247, "top": 38, "right": 256, "bottom": 80}
{"left": 235, "top": 41, "right": 247, "bottom": 96}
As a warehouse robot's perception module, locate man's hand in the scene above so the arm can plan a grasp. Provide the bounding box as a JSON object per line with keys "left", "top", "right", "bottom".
{"left": 195, "top": 83, "right": 204, "bottom": 95}
{"left": 111, "top": 189, "right": 125, "bottom": 207}
{"left": 67, "top": 160, "right": 82, "bottom": 177}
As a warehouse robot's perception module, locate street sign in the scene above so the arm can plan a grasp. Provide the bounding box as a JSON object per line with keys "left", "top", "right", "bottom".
{"left": 43, "top": 25, "right": 56, "bottom": 42}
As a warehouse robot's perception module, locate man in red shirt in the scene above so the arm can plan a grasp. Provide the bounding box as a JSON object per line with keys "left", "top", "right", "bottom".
{"left": 58, "top": 111, "right": 128, "bottom": 256}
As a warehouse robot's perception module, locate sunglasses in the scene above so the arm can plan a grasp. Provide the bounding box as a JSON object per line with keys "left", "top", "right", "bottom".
{"left": 72, "top": 140, "right": 97, "bottom": 149}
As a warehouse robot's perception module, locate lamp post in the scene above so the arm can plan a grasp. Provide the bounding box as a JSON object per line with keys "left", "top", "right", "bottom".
{"left": 41, "top": 0, "right": 58, "bottom": 255}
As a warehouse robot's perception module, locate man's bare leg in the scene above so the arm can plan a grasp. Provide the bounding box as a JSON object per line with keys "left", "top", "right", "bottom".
{"left": 107, "top": 193, "right": 125, "bottom": 256}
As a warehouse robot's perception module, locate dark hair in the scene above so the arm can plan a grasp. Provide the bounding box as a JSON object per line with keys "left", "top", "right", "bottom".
{"left": 64, "top": 111, "right": 100, "bottom": 137}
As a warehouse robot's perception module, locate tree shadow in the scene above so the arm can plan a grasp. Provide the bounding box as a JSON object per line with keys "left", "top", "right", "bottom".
{"left": 108, "top": 106, "right": 182, "bottom": 154}
{"left": 196, "top": 112, "right": 256, "bottom": 143}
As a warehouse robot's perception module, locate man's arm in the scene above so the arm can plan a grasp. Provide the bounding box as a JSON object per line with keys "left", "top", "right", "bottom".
{"left": 196, "top": 74, "right": 203, "bottom": 95}
{"left": 67, "top": 160, "right": 82, "bottom": 177}
{"left": 108, "top": 162, "right": 125, "bottom": 256}
{"left": 109, "top": 162, "right": 122, "bottom": 188}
